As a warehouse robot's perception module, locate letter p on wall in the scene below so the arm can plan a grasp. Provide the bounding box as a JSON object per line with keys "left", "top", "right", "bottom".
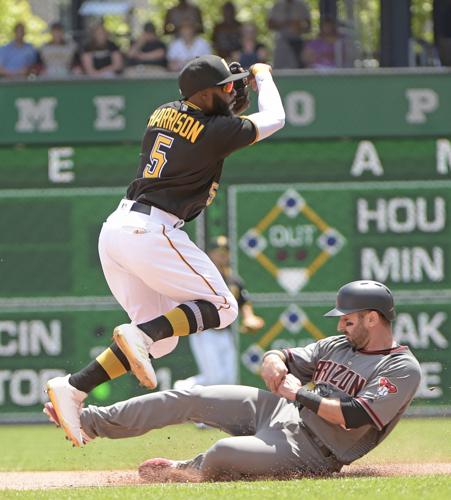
{"left": 405, "top": 88, "right": 439, "bottom": 124}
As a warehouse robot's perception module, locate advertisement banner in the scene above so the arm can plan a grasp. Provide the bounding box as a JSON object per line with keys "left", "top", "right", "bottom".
{"left": 0, "top": 187, "right": 200, "bottom": 420}
{"left": 230, "top": 181, "right": 451, "bottom": 410}
{"left": 0, "top": 309, "right": 197, "bottom": 422}
{"left": 1, "top": 70, "right": 451, "bottom": 144}
{"left": 230, "top": 181, "right": 451, "bottom": 300}
{"left": 239, "top": 302, "right": 450, "bottom": 408}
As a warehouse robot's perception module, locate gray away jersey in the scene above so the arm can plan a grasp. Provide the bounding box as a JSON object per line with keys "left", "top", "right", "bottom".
{"left": 283, "top": 335, "right": 421, "bottom": 464}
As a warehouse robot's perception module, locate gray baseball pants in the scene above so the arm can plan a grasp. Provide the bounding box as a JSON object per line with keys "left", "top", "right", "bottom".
{"left": 80, "top": 385, "right": 343, "bottom": 480}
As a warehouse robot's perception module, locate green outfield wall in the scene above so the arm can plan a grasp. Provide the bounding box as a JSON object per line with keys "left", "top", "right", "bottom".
{"left": 0, "top": 69, "right": 451, "bottom": 145}
{"left": 0, "top": 71, "right": 450, "bottom": 420}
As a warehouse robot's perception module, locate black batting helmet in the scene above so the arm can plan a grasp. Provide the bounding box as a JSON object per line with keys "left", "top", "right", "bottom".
{"left": 324, "top": 280, "right": 395, "bottom": 321}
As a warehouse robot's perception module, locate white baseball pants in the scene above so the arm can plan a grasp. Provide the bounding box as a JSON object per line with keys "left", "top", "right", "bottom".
{"left": 98, "top": 199, "right": 238, "bottom": 358}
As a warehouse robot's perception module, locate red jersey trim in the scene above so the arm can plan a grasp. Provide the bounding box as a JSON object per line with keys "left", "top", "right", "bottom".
{"left": 358, "top": 345, "right": 408, "bottom": 356}
{"left": 356, "top": 397, "right": 384, "bottom": 430}
{"left": 283, "top": 349, "right": 294, "bottom": 362}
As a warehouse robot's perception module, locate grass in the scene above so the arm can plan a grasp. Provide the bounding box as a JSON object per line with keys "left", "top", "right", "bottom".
{"left": 0, "top": 477, "right": 450, "bottom": 500}
{"left": 355, "top": 417, "right": 451, "bottom": 464}
{"left": 0, "top": 418, "right": 450, "bottom": 498}
{"left": 1, "top": 418, "right": 450, "bottom": 471}
{"left": 0, "top": 423, "right": 225, "bottom": 471}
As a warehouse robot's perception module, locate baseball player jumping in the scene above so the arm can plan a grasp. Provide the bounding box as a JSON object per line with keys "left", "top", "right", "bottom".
{"left": 45, "top": 281, "right": 421, "bottom": 480}
{"left": 44, "top": 55, "right": 285, "bottom": 447}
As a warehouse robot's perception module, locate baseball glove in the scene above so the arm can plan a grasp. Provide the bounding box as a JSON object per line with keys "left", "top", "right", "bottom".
{"left": 229, "top": 61, "right": 250, "bottom": 115}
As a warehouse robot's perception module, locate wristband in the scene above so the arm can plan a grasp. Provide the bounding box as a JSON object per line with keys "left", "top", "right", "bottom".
{"left": 295, "top": 387, "right": 322, "bottom": 414}
{"left": 261, "top": 350, "right": 285, "bottom": 362}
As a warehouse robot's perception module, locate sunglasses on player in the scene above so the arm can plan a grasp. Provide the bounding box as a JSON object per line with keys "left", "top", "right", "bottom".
{"left": 219, "top": 81, "right": 234, "bottom": 93}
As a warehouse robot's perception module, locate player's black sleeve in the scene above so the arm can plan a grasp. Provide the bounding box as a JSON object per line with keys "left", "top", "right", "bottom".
{"left": 206, "top": 115, "right": 256, "bottom": 158}
{"left": 340, "top": 397, "right": 374, "bottom": 428}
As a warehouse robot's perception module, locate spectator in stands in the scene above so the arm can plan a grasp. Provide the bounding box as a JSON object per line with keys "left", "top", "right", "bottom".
{"left": 0, "top": 22, "right": 38, "bottom": 78}
{"left": 164, "top": 0, "right": 203, "bottom": 36}
{"left": 212, "top": 1, "right": 242, "bottom": 61}
{"left": 80, "top": 22, "right": 124, "bottom": 77}
{"left": 39, "top": 22, "right": 77, "bottom": 78}
{"left": 233, "top": 22, "right": 268, "bottom": 68}
{"left": 126, "top": 21, "right": 167, "bottom": 75}
{"left": 268, "top": 0, "right": 311, "bottom": 68}
{"left": 302, "top": 18, "right": 338, "bottom": 69}
{"left": 433, "top": 0, "right": 451, "bottom": 66}
{"left": 167, "top": 20, "right": 211, "bottom": 72}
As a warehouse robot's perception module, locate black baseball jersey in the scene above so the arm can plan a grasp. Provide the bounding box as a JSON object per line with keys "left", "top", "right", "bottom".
{"left": 127, "top": 100, "right": 256, "bottom": 221}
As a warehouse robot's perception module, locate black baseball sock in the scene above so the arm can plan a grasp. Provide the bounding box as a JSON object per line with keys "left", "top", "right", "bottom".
{"left": 138, "top": 300, "right": 220, "bottom": 342}
{"left": 69, "top": 343, "right": 130, "bottom": 393}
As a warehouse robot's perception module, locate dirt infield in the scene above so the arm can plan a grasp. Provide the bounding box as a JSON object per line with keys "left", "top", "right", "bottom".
{"left": 0, "top": 464, "right": 450, "bottom": 490}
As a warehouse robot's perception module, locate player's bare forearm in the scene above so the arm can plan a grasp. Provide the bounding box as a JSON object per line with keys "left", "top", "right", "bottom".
{"left": 317, "top": 398, "right": 346, "bottom": 427}
{"left": 260, "top": 350, "right": 288, "bottom": 393}
{"left": 241, "top": 304, "right": 265, "bottom": 332}
{"left": 276, "top": 373, "right": 302, "bottom": 399}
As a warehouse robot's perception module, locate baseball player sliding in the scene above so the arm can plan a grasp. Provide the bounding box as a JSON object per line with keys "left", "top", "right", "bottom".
{"left": 44, "top": 55, "right": 285, "bottom": 447}
{"left": 45, "top": 281, "right": 421, "bottom": 481}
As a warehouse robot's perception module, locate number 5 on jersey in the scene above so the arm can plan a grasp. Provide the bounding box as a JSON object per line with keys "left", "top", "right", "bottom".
{"left": 144, "top": 133, "right": 174, "bottom": 178}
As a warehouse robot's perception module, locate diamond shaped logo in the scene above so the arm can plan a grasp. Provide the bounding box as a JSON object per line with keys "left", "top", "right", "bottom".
{"left": 241, "top": 344, "right": 265, "bottom": 374}
{"left": 277, "top": 189, "right": 306, "bottom": 218}
{"left": 239, "top": 229, "right": 267, "bottom": 257}
{"left": 280, "top": 305, "right": 307, "bottom": 333}
{"left": 238, "top": 188, "right": 346, "bottom": 294}
{"left": 317, "top": 228, "right": 345, "bottom": 256}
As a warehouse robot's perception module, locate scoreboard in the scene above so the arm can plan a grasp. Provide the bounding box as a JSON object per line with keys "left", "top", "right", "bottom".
{"left": 1, "top": 71, "right": 451, "bottom": 420}
{"left": 0, "top": 145, "right": 201, "bottom": 421}
{"left": 223, "top": 137, "right": 451, "bottom": 411}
